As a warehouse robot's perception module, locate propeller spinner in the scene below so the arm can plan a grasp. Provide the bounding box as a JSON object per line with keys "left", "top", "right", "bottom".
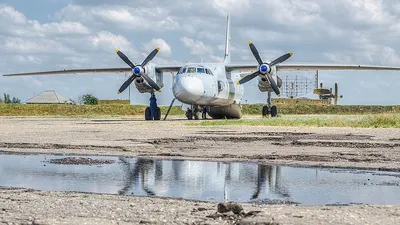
{"left": 237, "top": 41, "right": 293, "bottom": 97}
{"left": 116, "top": 48, "right": 161, "bottom": 94}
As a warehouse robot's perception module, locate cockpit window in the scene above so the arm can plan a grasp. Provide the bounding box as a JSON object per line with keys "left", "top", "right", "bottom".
{"left": 177, "top": 67, "right": 186, "bottom": 74}
{"left": 187, "top": 67, "right": 196, "bottom": 73}
{"left": 178, "top": 66, "right": 213, "bottom": 75}
{"left": 197, "top": 68, "right": 205, "bottom": 73}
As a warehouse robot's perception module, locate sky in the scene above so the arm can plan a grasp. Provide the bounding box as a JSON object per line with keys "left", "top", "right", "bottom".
{"left": 0, "top": 0, "right": 400, "bottom": 106}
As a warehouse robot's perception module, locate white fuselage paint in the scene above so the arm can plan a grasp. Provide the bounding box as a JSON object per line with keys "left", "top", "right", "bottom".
{"left": 172, "top": 63, "right": 244, "bottom": 107}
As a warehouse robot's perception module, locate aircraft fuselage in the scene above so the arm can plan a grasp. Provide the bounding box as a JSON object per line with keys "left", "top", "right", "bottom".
{"left": 172, "top": 63, "right": 244, "bottom": 107}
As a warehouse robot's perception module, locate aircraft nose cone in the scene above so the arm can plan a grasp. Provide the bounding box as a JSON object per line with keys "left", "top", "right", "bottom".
{"left": 173, "top": 76, "right": 204, "bottom": 103}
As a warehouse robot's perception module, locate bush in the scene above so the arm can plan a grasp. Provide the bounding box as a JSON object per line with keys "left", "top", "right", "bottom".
{"left": 79, "top": 94, "right": 98, "bottom": 105}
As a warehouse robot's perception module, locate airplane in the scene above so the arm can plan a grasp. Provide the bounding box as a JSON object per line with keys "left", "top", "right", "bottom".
{"left": 4, "top": 15, "right": 400, "bottom": 121}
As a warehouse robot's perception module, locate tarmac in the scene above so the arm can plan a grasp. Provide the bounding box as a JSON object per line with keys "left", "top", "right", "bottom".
{"left": 1, "top": 116, "right": 400, "bottom": 224}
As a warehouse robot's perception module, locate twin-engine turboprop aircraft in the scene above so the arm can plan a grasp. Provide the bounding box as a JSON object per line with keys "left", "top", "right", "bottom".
{"left": 4, "top": 15, "right": 400, "bottom": 120}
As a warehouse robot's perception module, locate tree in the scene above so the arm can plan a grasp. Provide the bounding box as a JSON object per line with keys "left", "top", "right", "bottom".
{"left": 12, "top": 97, "right": 21, "bottom": 103}
{"left": 2, "top": 93, "right": 21, "bottom": 104}
{"left": 80, "top": 93, "right": 98, "bottom": 105}
{"left": 3, "top": 93, "right": 10, "bottom": 103}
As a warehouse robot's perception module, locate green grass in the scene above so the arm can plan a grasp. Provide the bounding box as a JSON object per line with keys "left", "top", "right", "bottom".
{"left": 186, "top": 114, "right": 400, "bottom": 128}
{"left": 241, "top": 104, "right": 400, "bottom": 115}
{"left": 1, "top": 103, "right": 400, "bottom": 128}
{"left": 1, "top": 104, "right": 400, "bottom": 117}
{"left": 0, "top": 104, "right": 184, "bottom": 117}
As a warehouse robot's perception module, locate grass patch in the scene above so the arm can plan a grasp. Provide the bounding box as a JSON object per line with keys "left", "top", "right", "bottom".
{"left": 186, "top": 114, "right": 400, "bottom": 128}
{"left": 0, "top": 104, "right": 184, "bottom": 117}
{"left": 1, "top": 103, "right": 400, "bottom": 119}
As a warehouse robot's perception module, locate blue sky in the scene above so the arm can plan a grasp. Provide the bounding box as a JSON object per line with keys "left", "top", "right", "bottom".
{"left": 1, "top": 0, "right": 400, "bottom": 106}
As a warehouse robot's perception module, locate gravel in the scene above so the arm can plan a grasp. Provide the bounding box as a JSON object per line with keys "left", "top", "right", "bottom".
{"left": 0, "top": 116, "right": 400, "bottom": 224}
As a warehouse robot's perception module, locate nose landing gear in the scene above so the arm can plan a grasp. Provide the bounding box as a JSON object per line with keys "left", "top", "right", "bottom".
{"left": 185, "top": 106, "right": 201, "bottom": 120}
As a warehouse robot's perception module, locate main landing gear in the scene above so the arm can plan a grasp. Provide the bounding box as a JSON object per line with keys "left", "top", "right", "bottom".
{"left": 185, "top": 106, "right": 202, "bottom": 120}
{"left": 262, "top": 91, "right": 278, "bottom": 117}
{"left": 145, "top": 93, "right": 161, "bottom": 120}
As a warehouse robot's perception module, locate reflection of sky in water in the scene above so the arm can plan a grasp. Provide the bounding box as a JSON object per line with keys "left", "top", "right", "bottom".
{"left": 0, "top": 155, "right": 399, "bottom": 205}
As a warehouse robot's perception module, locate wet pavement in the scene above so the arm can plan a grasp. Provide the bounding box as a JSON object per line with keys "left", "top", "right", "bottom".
{"left": 1, "top": 154, "right": 400, "bottom": 206}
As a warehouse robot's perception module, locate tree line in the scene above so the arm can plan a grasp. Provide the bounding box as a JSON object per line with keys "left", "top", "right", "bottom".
{"left": 0, "top": 93, "right": 21, "bottom": 104}
{"left": 0, "top": 93, "right": 100, "bottom": 105}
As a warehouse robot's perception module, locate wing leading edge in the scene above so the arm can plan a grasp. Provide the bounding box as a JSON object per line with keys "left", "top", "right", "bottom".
{"left": 2, "top": 64, "right": 184, "bottom": 77}
{"left": 226, "top": 63, "right": 400, "bottom": 72}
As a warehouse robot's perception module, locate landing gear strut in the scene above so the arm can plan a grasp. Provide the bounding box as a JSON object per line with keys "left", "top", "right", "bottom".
{"left": 262, "top": 91, "right": 278, "bottom": 117}
{"left": 145, "top": 92, "right": 161, "bottom": 120}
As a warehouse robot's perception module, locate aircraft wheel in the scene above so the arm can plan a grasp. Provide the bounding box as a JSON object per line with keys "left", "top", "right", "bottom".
{"left": 154, "top": 107, "right": 161, "bottom": 120}
{"left": 262, "top": 106, "right": 270, "bottom": 117}
{"left": 195, "top": 112, "right": 201, "bottom": 120}
{"left": 186, "top": 110, "right": 193, "bottom": 120}
{"left": 270, "top": 106, "right": 278, "bottom": 117}
{"left": 145, "top": 107, "right": 152, "bottom": 120}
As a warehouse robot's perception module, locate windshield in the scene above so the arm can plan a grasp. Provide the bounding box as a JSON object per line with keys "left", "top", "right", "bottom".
{"left": 177, "top": 66, "right": 213, "bottom": 75}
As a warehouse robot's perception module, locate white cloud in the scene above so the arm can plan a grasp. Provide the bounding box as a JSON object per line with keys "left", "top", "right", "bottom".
{"left": 90, "top": 31, "right": 132, "bottom": 53}
{"left": 142, "top": 38, "right": 172, "bottom": 56}
{"left": 0, "top": 5, "right": 90, "bottom": 37}
{"left": 0, "top": 5, "right": 26, "bottom": 24}
{"left": 2, "top": 37, "right": 75, "bottom": 54}
{"left": 180, "top": 37, "right": 213, "bottom": 56}
{"left": 1, "top": 1, "right": 400, "bottom": 106}
{"left": 13, "top": 55, "right": 43, "bottom": 65}
{"left": 212, "top": 0, "right": 251, "bottom": 15}
{"left": 56, "top": 4, "right": 180, "bottom": 31}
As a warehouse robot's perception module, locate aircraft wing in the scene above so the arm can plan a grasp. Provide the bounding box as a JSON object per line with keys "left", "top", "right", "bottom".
{"left": 2, "top": 64, "right": 183, "bottom": 77}
{"left": 226, "top": 63, "right": 400, "bottom": 72}
{"left": 2, "top": 68, "right": 132, "bottom": 76}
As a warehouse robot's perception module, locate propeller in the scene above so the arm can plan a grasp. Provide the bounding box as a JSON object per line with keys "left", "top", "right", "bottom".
{"left": 116, "top": 48, "right": 161, "bottom": 94}
{"left": 237, "top": 41, "right": 293, "bottom": 97}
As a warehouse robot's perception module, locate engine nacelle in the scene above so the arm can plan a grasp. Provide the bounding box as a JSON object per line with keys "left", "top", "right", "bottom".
{"left": 133, "top": 63, "right": 164, "bottom": 93}
{"left": 134, "top": 77, "right": 152, "bottom": 93}
{"left": 257, "top": 66, "right": 282, "bottom": 92}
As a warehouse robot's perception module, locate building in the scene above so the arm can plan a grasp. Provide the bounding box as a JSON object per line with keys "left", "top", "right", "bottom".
{"left": 25, "top": 90, "right": 73, "bottom": 104}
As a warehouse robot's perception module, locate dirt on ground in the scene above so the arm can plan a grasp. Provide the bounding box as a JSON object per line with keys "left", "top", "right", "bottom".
{"left": 0, "top": 116, "right": 400, "bottom": 224}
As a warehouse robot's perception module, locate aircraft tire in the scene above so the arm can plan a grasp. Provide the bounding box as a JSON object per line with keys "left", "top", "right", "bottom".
{"left": 195, "top": 112, "right": 201, "bottom": 120}
{"left": 154, "top": 107, "right": 161, "bottom": 120}
{"left": 186, "top": 110, "right": 193, "bottom": 120}
{"left": 262, "top": 106, "right": 270, "bottom": 117}
{"left": 145, "top": 107, "right": 152, "bottom": 120}
{"left": 271, "top": 106, "right": 278, "bottom": 117}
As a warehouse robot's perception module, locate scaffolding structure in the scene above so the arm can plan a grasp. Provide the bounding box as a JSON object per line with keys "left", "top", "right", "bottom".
{"left": 280, "top": 75, "right": 315, "bottom": 98}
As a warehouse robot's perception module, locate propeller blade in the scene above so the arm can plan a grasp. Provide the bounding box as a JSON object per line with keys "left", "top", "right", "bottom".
{"left": 248, "top": 41, "right": 264, "bottom": 65}
{"left": 265, "top": 74, "right": 280, "bottom": 96}
{"left": 141, "top": 47, "right": 160, "bottom": 67}
{"left": 116, "top": 50, "right": 136, "bottom": 68}
{"left": 117, "top": 74, "right": 137, "bottom": 94}
{"left": 236, "top": 71, "right": 260, "bottom": 85}
{"left": 142, "top": 74, "right": 161, "bottom": 92}
{"left": 269, "top": 52, "right": 293, "bottom": 67}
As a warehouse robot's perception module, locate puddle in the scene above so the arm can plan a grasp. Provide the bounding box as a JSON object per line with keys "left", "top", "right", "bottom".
{"left": 1, "top": 154, "right": 400, "bottom": 206}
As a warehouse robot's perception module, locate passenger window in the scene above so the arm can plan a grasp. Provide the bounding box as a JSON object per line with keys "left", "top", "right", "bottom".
{"left": 197, "top": 68, "right": 205, "bottom": 73}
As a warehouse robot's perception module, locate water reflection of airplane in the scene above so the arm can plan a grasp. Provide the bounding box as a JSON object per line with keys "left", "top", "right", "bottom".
{"left": 117, "top": 157, "right": 290, "bottom": 202}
